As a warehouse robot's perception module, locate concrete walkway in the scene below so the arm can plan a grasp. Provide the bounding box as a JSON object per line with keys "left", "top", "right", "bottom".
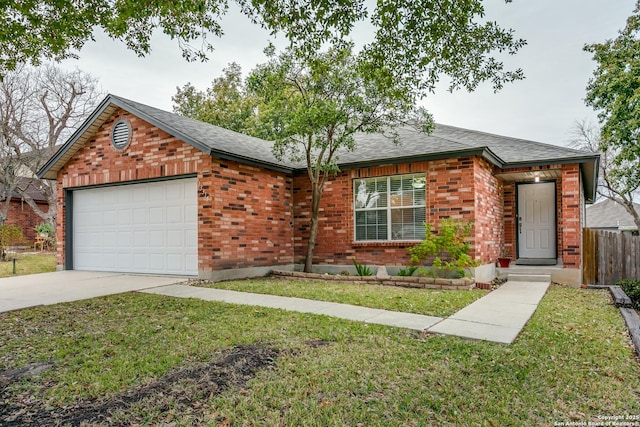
{"left": 142, "top": 277, "right": 550, "bottom": 343}
{"left": 0, "top": 271, "right": 187, "bottom": 313}
{"left": 428, "top": 278, "right": 551, "bottom": 344}
{"left": 0, "top": 271, "right": 549, "bottom": 344}
{"left": 141, "top": 285, "right": 444, "bottom": 331}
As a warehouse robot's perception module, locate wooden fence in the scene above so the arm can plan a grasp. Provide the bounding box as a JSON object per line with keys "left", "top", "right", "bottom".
{"left": 582, "top": 228, "right": 640, "bottom": 285}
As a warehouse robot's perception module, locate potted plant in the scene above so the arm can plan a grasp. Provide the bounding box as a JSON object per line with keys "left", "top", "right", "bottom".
{"left": 35, "top": 223, "right": 54, "bottom": 238}
{"left": 498, "top": 248, "right": 511, "bottom": 268}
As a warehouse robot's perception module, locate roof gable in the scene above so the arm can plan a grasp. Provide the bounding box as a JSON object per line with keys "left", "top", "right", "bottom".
{"left": 38, "top": 94, "right": 293, "bottom": 179}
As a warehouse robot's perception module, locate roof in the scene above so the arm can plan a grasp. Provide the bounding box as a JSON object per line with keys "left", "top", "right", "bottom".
{"left": 38, "top": 94, "right": 599, "bottom": 200}
{"left": 38, "top": 94, "right": 292, "bottom": 178}
{"left": 586, "top": 199, "right": 640, "bottom": 230}
{"left": 0, "top": 177, "right": 48, "bottom": 202}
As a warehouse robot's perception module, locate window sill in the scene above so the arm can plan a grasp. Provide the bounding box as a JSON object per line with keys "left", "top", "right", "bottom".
{"left": 352, "top": 241, "right": 419, "bottom": 247}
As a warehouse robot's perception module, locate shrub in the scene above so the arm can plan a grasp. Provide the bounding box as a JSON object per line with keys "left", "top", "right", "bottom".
{"left": 616, "top": 279, "right": 640, "bottom": 309}
{"left": 0, "top": 225, "right": 24, "bottom": 260}
{"left": 352, "top": 258, "right": 372, "bottom": 276}
{"left": 408, "top": 219, "right": 480, "bottom": 278}
{"left": 397, "top": 266, "right": 418, "bottom": 276}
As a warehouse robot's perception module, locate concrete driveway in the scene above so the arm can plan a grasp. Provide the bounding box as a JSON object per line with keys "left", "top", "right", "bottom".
{"left": 0, "top": 271, "right": 188, "bottom": 313}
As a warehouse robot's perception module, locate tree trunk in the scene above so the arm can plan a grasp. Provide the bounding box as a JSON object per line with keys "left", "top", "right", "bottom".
{"left": 621, "top": 199, "right": 640, "bottom": 233}
{"left": 304, "top": 184, "right": 322, "bottom": 273}
{"left": 21, "top": 191, "right": 56, "bottom": 227}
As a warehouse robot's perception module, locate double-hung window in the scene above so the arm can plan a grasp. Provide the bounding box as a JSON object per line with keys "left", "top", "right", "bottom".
{"left": 354, "top": 174, "right": 426, "bottom": 241}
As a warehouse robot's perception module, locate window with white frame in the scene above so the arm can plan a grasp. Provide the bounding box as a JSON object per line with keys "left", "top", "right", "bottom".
{"left": 354, "top": 174, "right": 427, "bottom": 241}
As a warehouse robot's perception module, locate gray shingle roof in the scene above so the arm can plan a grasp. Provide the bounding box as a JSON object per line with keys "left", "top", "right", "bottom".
{"left": 586, "top": 199, "right": 640, "bottom": 229}
{"left": 38, "top": 94, "right": 599, "bottom": 201}
{"left": 110, "top": 95, "right": 290, "bottom": 170}
{"left": 334, "top": 123, "right": 595, "bottom": 167}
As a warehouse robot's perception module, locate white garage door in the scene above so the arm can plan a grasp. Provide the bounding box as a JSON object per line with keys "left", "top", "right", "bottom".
{"left": 73, "top": 178, "right": 198, "bottom": 275}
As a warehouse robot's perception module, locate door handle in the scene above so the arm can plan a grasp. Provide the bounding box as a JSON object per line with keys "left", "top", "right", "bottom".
{"left": 518, "top": 216, "right": 522, "bottom": 234}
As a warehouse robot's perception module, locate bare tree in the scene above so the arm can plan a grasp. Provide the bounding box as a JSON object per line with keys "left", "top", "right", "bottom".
{"left": 569, "top": 120, "right": 640, "bottom": 230}
{"left": 0, "top": 64, "right": 101, "bottom": 227}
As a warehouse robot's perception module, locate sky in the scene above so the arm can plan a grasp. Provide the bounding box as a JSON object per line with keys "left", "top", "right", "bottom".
{"left": 61, "top": 0, "right": 636, "bottom": 148}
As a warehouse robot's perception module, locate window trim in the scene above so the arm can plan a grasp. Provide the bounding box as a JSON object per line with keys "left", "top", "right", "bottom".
{"left": 353, "top": 173, "right": 427, "bottom": 242}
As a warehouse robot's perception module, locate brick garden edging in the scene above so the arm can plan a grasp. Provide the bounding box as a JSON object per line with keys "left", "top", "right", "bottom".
{"left": 270, "top": 270, "right": 476, "bottom": 290}
{"left": 588, "top": 285, "right": 640, "bottom": 359}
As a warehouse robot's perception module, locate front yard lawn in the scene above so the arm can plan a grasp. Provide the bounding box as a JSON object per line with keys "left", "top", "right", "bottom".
{"left": 202, "top": 278, "right": 487, "bottom": 317}
{"left": 0, "top": 253, "right": 56, "bottom": 278}
{"left": 0, "top": 285, "right": 639, "bottom": 425}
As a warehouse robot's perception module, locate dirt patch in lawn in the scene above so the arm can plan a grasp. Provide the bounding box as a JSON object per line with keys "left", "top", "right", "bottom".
{"left": 0, "top": 344, "right": 280, "bottom": 426}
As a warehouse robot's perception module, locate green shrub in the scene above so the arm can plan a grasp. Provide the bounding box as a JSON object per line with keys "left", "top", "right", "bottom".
{"left": 408, "top": 219, "right": 480, "bottom": 278}
{"left": 352, "top": 258, "right": 372, "bottom": 276}
{"left": 397, "top": 266, "right": 418, "bottom": 277}
{"left": 616, "top": 279, "right": 640, "bottom": 309}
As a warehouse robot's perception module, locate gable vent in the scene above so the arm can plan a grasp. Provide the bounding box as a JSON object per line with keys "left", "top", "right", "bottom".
{"left": 111, "top": 120, "right": 131, "bottom": 150}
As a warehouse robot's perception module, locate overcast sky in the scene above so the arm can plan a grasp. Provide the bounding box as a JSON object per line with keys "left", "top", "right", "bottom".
{"left": 61, "top": 0, "right": 636, "bottom": 147}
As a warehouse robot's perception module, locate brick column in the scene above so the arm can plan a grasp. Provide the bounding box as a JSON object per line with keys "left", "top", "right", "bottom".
{"left": 561, "top": 164, "right": 581, "bottom": 268}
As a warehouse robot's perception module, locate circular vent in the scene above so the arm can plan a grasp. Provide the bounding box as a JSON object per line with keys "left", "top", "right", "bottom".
{"left": 111, "top": 120, "right": 131, "bottom": 150}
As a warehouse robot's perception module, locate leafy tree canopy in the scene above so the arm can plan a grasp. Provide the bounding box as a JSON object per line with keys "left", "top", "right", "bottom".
{"left": 2, "top": 0, "right": 525, "bottom": 94}
{"left": 173, "top": 62, "right": 260, "bottom": 136}
{"left": 585, "top": 1, "right": 640, "bottom": 163}
{"left": 175, "top": 43, "right": 429, "bottom": 271}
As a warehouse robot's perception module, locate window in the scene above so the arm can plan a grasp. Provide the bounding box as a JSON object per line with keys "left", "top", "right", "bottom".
{"left": 354, "top": 174, "right": 426, "bottom": 241}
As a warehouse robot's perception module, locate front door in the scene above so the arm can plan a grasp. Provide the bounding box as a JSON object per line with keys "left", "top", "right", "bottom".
{"left": 517, "top": 182, "right": 556, "bottom": 259}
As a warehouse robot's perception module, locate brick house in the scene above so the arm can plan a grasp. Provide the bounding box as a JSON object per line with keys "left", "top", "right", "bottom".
{"left": 1, "top": 177, "right": 49, "bottom": 242}
{"left": 38, "top": 95, "right": 598, "bottom": 285}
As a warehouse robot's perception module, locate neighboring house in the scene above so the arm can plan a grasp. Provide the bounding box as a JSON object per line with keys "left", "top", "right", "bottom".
{"left": 38, "top": 94, "right": 599, "bottom": 285}
{"left": 586, "top": 199, "right": 640, "bottom": 233}
{"left": 1, "top": 177, "right": 49, "bottom": 241}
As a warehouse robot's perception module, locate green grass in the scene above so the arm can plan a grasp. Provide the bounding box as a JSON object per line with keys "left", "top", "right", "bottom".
{"left": 0, "top": 285, "right": 639, "bottom": 425}
{"left": 201, "top": 278, "right": 487, "bottom": 317}
{"left": 0, "top": 252, "right": 56, "bottom": 277}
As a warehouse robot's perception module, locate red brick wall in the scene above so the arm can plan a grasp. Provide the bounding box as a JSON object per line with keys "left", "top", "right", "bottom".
{"left": 561, "top": 163, "right": 581, "bottom": 268}
{"left": 5, "top": 199, "right": 49, "bottom": 242}
{"left": 293, "top": 157, "right": 479, "bottom": 266}
{"left": 57, "top": 108, "right": 293, "bottom": 273}
{"left": 502, "top": 181, "right": 516, "bottom": 259}
{"left": 473, "top": 158, "right": 504, "bottom": 263}
{"left": 199, "top": 160, "right": 293, "bottom": 272}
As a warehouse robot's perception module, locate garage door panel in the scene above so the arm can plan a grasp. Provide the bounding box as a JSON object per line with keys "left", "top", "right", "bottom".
{"left": 73, "top": 178, "right": 197, "bottom": 275}
{"left": 185, "top": 205, "right": 197, "bottom": 223}
{"left": 103, "top": 253, "right": 118, "bottom": 269}
{"left": 166, "top": 230, "right": 183, "bottom": 247}
{"left": 132, "top": 186, "right": 147, "bottom": 202}
{"left": 148, "top": 253, "right": 165, "bottom": 271}
{"left": 166, "top": 254, "right": 185, "bottom": 271}
{"left": 103, "top": 210, "right": 117, "bottom": 225}
{"left": 148, "top": 185, "right": 165, "bottom": 202}
{"left": 117, "top": 231, "right": 131, "bottom": 246}
{"left": 118, "top": 210, "right": 131, "bottom": 225}
{"left": 133, "top": 230, "right": 148, "bottom": 247}
{"left": 133, "top": 208, "right": 147, "bottom": 224}
{"left": 132, "top": 253, "right": 147, "bottom": 270}
{"left": 149, "top": 207, "right": 164, "bottom": 224}
{"left": 185, "top": 229, "right": 197, "bottom": 248}
{"left": 166, "top": 206, "right": 183, "bottom": 223}
{"left": 149, "top": 230, "right": 164, "bottom": 247}
{"left": 186, "top": 253, "right": 197, "bottom": 267}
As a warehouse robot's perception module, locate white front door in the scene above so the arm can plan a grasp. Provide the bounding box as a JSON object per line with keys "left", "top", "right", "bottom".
{"left": 517, "top": 182, "right": 556, "bottom": 259}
